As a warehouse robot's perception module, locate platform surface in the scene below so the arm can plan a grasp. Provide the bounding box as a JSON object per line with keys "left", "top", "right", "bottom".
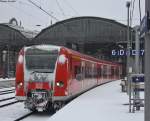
{"left": 47, "top": 80, "right": 144, "bottom": 121}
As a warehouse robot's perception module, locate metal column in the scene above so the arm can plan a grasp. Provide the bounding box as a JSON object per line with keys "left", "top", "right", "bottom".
{"left": 145, "top": 0, "right": 150, "bottom": 120}
{"left": 145, "top": 34, "right": 150, "bottom": 121}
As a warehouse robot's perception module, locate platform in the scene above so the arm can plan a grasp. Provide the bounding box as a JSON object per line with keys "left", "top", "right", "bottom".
{"left": 47, "top": 80, "right": 144, "bottom": 121}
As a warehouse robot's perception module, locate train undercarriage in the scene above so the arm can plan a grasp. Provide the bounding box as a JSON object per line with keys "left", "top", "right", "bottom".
{"left": 24, "top": 90, "right": 64, "bottom": 112}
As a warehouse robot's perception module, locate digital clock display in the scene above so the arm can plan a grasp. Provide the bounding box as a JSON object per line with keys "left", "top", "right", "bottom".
{"left": 111, "top": 49, "right": 144, "bottom": 56}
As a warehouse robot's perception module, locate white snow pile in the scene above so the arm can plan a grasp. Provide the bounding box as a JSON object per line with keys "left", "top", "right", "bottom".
{"left": 47, "top": 81, "right": 144, "bottom": 121}
{"left": 0, "top": 78, "right": 15, "bottom": 82}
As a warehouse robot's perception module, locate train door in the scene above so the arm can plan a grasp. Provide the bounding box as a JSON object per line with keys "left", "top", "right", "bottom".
{"left": 107, "top": 65, "right": 111, "bottom": 81}
{"left": 116, "top": 67, "right": 119, "bottom": 79}
{"left": 101, "top": 64, "right": 104, "bottom": 83}
{"left": 119, "top": 65, "right": 122, "bottom": 79}
{"left": 97, "top": 64, "right": 102, "bottom": 85}
{"left": 69, "top": 56, "right": 82, "bottom": 95}
{"left": 91, "top": 63, "right": 97, "bottom": 86}
{"left": 103, "top": 65, "right": 107, "bottom": 83}
{"left": 111, "top": 66, "right": 115, "bottom": 80}
{"left": 81, "top": 61, "right": 85, "bottom": 91}
{"left": 114, "top": 66, "right": 117, "bottom": 79}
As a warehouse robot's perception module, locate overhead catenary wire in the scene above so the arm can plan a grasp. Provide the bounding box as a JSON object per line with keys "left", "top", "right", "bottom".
{"left": 55, "top": 0, "right": 67, "bottom": 18}
{"left": 27, "top": 0, "right": 80, "bottom": 37}
{"left": 28, "top": 0, "right": 59, "bottom": 21}
{"left": 7, "top": 2, "right": 46, "bottom": 25}
{"left": 62, "top": 0, "right": 79, "bottom": 16}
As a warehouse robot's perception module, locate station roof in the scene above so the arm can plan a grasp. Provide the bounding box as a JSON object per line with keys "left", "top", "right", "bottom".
{"left": 33, "top": 16, "right": 129, "bottom": 45}
{"left": 0, "top": 23, "right": 38, "bottom": 47}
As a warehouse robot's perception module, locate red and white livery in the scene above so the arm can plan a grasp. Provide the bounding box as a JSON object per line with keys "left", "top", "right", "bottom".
{"left": 15, "top": 45, "right": 122, "bottom": 112}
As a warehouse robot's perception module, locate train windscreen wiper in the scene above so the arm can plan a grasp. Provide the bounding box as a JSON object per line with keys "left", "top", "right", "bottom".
{"left": 30, "top": 70, "right": 53, "bottom": 74}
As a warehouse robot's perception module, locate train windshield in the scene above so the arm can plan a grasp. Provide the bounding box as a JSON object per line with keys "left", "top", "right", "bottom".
{"left": 25, "top": 48, "right": 58, "bottom": 73}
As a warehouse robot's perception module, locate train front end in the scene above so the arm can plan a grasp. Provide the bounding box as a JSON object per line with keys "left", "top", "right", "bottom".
{"left": 16, "top": 45, "right": 60, "bottom": 111}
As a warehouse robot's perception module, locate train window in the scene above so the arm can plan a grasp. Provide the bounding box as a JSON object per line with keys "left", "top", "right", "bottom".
{"left": 97, "top": 66, "right": 102, "bottom": 77}
{"left": 111, "top": 67, "right": 115, "bottom": 78}
{"left": 103, "top": 65, "right": 107, "bottom": 78}
{"left": 81, "top": 66, "right": 85, "bottom": 79}
{"left": 116, "top": 67, "right": 119, "bottom": 76}
{"left": 119, "top": 66, "right": 122, "bottom": 75}
{"left": 93, "top": 65, "right": 97, "bottom": 78}
{"left": 107, "top": 66, "right": 111, "bottom": 78}
{"left": 25, "top": 48, "right": 58, "bottom": 72}
{"left": 74, "top": 66, "right": 81, "bottom": 76}
{"left": 85, "top": 64, "right": 91, "bottom": 78}
{"left": 85, "top": 66, "right": 88, "bottom": 78}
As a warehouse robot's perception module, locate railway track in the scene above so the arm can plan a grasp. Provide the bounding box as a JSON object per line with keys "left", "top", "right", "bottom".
{"left": 0, "top": 97, "right": 15, "bottom": 102}
{"left": 0, "top": 89, "right": 15, "bottom": 95}
{"left": 0, "top": 89, "right": 15, "bottom": 93}
{"left": 0, "top": 100, "right": 19, "bottom": 108}
{"left": 14, "top": 112, "right": 34, "bottom": 121}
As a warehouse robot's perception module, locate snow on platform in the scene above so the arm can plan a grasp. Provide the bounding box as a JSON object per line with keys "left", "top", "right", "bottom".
{"left": 47, "top": 80, "right": 144, "bottom": 121}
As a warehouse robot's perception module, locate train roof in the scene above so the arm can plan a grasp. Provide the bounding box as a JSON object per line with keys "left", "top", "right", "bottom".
{"left": 24, "top": 44, "right": 121, "bottom": 66}
{"left": 62, "top": 46, "right": 121, "bottom": 66}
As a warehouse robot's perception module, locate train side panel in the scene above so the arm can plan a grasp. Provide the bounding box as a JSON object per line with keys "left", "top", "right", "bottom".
{"left": 68, "top": 55, "right": 83, "bottom": 96}
{"left": 53, "top": 48, "right": 69, "bottom": 98}
{"left": 15, "top": 48, "right": 26, "bottom": 100}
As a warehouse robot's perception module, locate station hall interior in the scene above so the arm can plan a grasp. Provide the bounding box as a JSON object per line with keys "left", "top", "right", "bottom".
{"left": 0, "top": 17, "right": 144, "bottom": 78}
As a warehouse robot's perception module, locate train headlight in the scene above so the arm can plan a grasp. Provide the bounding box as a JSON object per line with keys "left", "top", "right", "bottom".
{"left": 58, "top": 54, "right": 67, "bottom": 64}
{"left": 18, "top": 55, "right": 23, "bottom": 64}
{"left": 56, "top": 81, "right": 64, "bottom": 87}
{"left": 17, "top": 82, "right": 23, "bottom": 89}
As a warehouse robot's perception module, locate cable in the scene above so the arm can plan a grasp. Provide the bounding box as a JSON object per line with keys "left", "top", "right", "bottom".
{"left": 62, "top": 0, "right": 79, "bottom": 16}
{"left": 139, "top": 0, "right": 142, "bottom": 23}
{"left": 55, "top": 0, "right": 67, "bottom": 18}
{"left": 28, "top": 0, "right": 59, "bottom": 21}
{"left": 26, "top": 0, "right": 81, "bottom": 38}
{"left": 8, "top": 2, "right": 46, "bottom": 24}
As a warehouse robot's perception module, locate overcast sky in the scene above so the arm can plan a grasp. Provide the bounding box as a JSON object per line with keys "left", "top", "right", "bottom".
{"left": 0, "top": 0, "right": 145, "bottom": 31}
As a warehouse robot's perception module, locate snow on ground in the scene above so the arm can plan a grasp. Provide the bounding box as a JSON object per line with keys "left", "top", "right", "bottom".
{"left": 47, "top": 80, "right": 144, "bottom": 121}
{"left": 0, "top": 98, "right": 16, "bottom": 106}
{"left": 0, "top": 78, "right": 15, "bottom": 82}
{"left": 0, "top": 102, "right": 31, "bottom": 121}
{"left": 0, "top": 87, "right": 15, "bottom": 92}
{"left": 0, "top": 80, "right": 143, "bottom": 121}
{"left": 0, "top": 93, "right": 15, "bottom": 100}
{"left": 22, "top": 112, "right": 53, "bottom": 121}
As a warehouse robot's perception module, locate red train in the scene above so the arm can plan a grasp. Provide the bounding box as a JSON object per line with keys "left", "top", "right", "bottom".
{"left": 15, "top": 45, "right": 122, "bottom": 112}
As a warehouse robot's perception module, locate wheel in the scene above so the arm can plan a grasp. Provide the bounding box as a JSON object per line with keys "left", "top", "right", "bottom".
{"left": 53, "top": 101, "right": 65, "bottom": 112}
{"left": 46, "top": 102, "right": 56, "bottom": 114}
{"left": 29, "top": 107, "right": 38, "bottom": 112}
{"left": 136, "top": 106, "right": 140, "bottom": 111}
